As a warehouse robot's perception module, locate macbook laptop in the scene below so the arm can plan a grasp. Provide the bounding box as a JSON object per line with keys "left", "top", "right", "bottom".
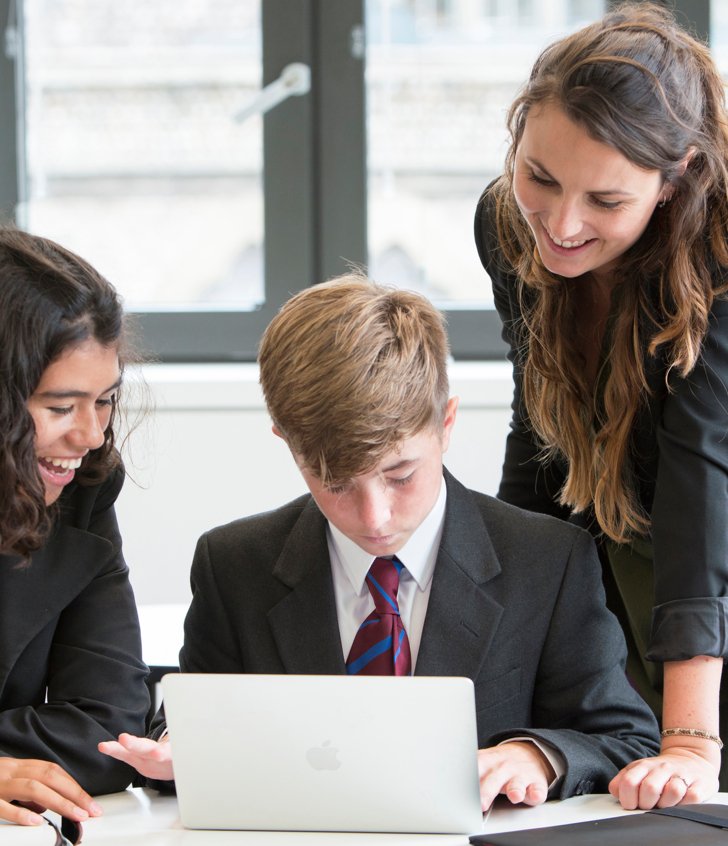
{"left": 161, "top": 673, "right": 484, "bottom": 834}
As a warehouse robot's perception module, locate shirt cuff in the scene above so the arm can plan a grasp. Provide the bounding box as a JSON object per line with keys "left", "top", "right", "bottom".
{"left": 149, "top": 724, "right": 169, "bottom": 742}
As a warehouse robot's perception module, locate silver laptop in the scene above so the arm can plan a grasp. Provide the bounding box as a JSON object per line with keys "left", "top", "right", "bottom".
{"left": 161, "top": 673, "right": 484, "bottom": 834}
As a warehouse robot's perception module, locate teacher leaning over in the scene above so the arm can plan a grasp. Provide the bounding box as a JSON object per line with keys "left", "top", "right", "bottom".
{"left": 475, "top": 1, "right": 728, "bottom": 812}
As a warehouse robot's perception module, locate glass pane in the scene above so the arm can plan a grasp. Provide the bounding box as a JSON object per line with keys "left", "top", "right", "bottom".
{"left": 22, "top": 0, "right": 262, "bottom": 311}
{"left": 365, "top": 0, "right": 606, "bottom": 308}
{"left": 712, "top": 0, "right": 728, "bottom": 75}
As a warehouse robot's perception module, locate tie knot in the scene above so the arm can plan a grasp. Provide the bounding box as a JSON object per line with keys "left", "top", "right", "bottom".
{"left": 366, "top": 557, "right": 403, "bottom": 615}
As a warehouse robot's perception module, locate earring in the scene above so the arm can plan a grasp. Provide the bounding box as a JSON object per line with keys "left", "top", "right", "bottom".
{"left": 658, "top": 197, "right": 668, "bottom": 208}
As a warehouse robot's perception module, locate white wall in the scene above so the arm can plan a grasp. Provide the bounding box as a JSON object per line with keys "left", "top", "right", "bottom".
{"left": 116, "top": 362, "right": 514, "bottom": 606}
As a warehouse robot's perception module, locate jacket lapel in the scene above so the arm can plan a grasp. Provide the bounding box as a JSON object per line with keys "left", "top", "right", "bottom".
{"left": 267, "top": 498, "right": 347, "bottom": 675}
{"left": 415, "top": 470, "right": 504, "bottom": 681}
{"left": 265, "top": 472, "right": 505, "bottom": 680}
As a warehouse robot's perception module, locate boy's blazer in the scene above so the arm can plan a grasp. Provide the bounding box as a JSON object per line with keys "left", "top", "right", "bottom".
{"left": 168, "top": 469, "right": 659, "bottom": 798}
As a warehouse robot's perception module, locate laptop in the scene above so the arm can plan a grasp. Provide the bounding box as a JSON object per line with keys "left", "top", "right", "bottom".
{"left": 161, "top": 673, "right": 484, "bottom": 834}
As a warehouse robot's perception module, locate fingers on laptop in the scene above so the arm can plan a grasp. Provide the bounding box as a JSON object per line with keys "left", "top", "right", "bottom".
{"left": 0, "top": 756, "right": 102, "bottom": 825}
{"left": 98, "top": 734, "right": 174, "bottom": 782}
{"left": 477, "top": 744, "right": 550, "bottom": 809}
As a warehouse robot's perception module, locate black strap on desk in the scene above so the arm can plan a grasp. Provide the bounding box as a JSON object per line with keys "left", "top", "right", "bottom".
{"left": 469, "top": 802, "right": 728, "bottom": 844}
{"left": 651, "top": 803, "right": 728, "bottom": 830}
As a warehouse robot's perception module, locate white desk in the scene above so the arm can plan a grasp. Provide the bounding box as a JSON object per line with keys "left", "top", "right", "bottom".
{"left": 4, "top": 791, "right": 728, "bottom": 844}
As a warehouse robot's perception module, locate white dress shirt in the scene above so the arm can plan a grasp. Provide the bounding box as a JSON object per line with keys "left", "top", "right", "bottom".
{"left": 327, "top": 478, "right": 447, "bottom": 668}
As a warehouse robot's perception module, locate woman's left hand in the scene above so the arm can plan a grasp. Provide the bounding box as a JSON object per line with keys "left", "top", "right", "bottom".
{"left": 609, "top": 747, "right": 720, "bottom": 809}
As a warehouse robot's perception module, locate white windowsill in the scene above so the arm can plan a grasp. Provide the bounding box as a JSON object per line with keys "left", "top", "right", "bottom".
{"left": 130, "top": 360, "right": 513, "bottom": 411}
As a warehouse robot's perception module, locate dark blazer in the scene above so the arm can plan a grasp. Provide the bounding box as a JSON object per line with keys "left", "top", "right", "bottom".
{"left": 474, "top": 184, "right": 728, "bottom": 664}
{"left": 0, "top": 468, "right": 150, "bottom": 795}
{"left": 163, "top": 469, "right": 659, "bottom": 799}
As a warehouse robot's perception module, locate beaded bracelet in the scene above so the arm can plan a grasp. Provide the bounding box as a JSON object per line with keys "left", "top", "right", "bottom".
{"left": 661, "top": 727, "right": 724, "bottom": 749}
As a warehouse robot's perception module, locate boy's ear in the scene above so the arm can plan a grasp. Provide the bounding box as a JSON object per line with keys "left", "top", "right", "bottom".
{"left": 272, "top": 425, "right": 284, "bottom": 439}
{"left": 441, "top": 396, "right": 459, "bottom": 453}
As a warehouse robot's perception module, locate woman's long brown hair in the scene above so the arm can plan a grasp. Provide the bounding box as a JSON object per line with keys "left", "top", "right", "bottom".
{"left": 492, "top": 2, "right": 728, "bottom": 542}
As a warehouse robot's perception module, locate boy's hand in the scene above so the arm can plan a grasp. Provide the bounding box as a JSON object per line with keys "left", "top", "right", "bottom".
{"left": 0, "top": 756, "right": 102, "bottom": 826}
{"left": 477, "top": 742, "right": 555, "bottom": 810}
{"left": 98, "top": 733, "right": 174, "bottom": 782}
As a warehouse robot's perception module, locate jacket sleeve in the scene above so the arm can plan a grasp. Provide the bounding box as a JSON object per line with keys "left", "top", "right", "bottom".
{"left": 489, "top": 528, "right": 661, "bottom": 797}
{"left": 646, "top": 292, "right": 728, "bottom": 661}
{"left": 474, "top": 186, "right": 570, "bottom": 520}
{"left": 0, "top": 469, "right": 150, "bottom": 795}
{"left": 178, "top": 532, "right": 245, "bottom": 675}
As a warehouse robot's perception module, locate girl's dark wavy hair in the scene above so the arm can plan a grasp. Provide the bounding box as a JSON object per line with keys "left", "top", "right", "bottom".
{"left": 0, "top": 227, "right": 128, "bottom": 559}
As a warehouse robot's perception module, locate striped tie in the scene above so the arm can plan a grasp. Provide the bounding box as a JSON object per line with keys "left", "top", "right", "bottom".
{"left": 346, "top": 556, "right": 412, "bottom": 676}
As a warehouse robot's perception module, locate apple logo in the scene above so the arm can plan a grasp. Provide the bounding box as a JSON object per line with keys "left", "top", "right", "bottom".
{"left": 306, "top": 740, "right": 342, "bottom": 770}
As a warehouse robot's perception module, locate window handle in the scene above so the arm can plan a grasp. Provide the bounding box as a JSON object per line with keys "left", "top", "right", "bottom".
{"left": 234, "top": 62, "right": 311, "bottom": 123}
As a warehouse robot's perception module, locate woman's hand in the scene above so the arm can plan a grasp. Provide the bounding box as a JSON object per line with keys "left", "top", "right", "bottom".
{"left": 98, "top": 733, "right": 174, "bottom": 782}
{"left": 609, "top": 745, "right": 720, "bottom": 809}
{"left": 611, "top": 656, "right": 722, "bottom": 809}
{"left": 0, "top": 756, "right": 102, "bottom": 826}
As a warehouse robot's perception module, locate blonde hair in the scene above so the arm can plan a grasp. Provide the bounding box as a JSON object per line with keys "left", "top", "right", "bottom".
{"left": 491, "top": 2, "right": 728, "bottom": 541}
{"left": 258, "top": 273, "right": 450, "bottom": 484}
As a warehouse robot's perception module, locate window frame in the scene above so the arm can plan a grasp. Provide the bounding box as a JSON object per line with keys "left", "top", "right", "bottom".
{"left": 0, "top": 0, "right": 709, "bottom": 362}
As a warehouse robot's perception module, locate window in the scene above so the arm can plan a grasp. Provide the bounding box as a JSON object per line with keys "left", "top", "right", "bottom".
{"left": 712, "top": 0, "right": 728, "bottom": 68}
{"left": 0, "top": 0, "right": 711, "bottom": 361}
{"left": 365, "top": 0, "right": 606, "bottom": 308}
{"left": 21, "top": 0, "right": 264, "bottom": 312}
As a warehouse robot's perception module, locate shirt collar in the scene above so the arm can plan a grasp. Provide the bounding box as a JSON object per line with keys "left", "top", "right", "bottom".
{"left": 328, "top": 476, "right": 447, "bottom": 595}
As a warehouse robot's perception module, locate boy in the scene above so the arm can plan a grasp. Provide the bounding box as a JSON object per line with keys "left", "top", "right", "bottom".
{"left": 101, "top": 274, "right": 659, "bottom": 807}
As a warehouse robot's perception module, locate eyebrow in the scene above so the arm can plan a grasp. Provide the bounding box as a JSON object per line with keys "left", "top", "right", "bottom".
{"left": 35, "top": 378, "right": 122, "bottom": 400}
{"left": 526, "top": 157, "right": 636, "bottom": 197}
{"left": 381, "top": 457, "right": 418, "bottom": 474}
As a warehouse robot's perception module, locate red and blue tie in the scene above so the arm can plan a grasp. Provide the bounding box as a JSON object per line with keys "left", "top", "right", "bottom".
{"left": 346, "top": 556, "right": 412, "bottom": 675}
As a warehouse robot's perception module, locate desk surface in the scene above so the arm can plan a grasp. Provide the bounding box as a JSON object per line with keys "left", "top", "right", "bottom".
{"left": 3, "top": 790, "right": 728, "bottom": 844}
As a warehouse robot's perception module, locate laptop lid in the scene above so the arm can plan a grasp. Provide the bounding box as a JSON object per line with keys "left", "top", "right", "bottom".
{"left": 161, "top": 673, "right": 483, "bottom": 834}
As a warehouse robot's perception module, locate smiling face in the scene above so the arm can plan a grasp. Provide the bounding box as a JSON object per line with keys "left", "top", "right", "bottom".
{"left": 293, "top": 397, "right": 458, "bottom": 557}
{"left": 513, "top": 102, "right": 666, "bottom": 285}
{"left": 26, "top": 339, "right": 121, "bottom": 506}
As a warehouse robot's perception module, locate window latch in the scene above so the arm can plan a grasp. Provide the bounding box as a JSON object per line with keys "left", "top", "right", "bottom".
{"left": 234, "top": 62, "right": 311, "bottom": 124}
